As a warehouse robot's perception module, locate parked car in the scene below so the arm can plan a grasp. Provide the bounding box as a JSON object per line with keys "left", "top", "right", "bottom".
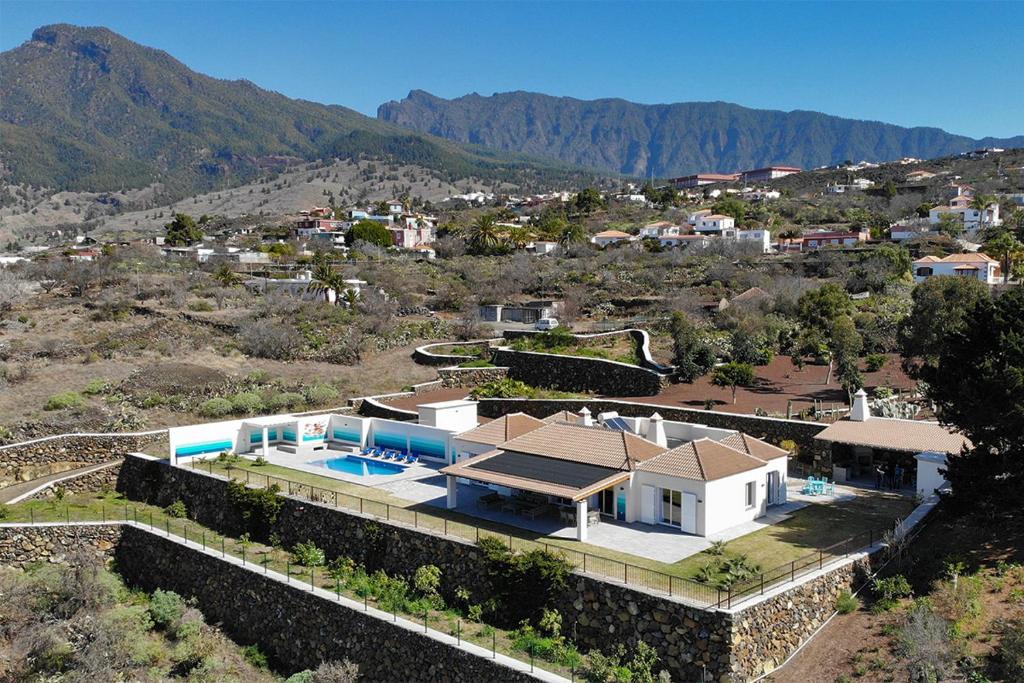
{"left": 535, "top": 317, "right": 560, "bottom": 331}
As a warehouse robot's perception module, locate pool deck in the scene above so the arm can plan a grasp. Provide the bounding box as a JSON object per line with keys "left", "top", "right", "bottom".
{"left": 255, "top": 446, "right": 442, "bottom": 488}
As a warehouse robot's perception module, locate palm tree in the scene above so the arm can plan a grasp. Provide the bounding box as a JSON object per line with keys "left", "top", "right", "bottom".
{"left": 984, "top": 230, "right": 1023, "bottom": 282}
{"left": 466, "top": 213, "right": 501, "bottom": 253}
{"left": 558, "top": 222, "right": 587, "bottom": 247}
{"left": 309, "top": 263, "right": 343, "bottom": 304}
{"left": 212, "top": 263, "right": 240, "bottom": 287}
{"left": 970, "top": 193, "right": 997, "bottom": 231}
{"left": 505, "top": 226, "right": 532, "bottom": 251}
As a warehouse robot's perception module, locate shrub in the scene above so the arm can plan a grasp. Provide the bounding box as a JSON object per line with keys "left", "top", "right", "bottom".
{"left": 865, "top": 353, "right": 888, "bottom": 372}
{"left": 164, "top": 500, "right": 187, "bottom": 519}
{"left": 82, "top": 378, "right": 110, "bottom": 395}
{"left": 470, "top": 378, "right": 537, "bottom": 399}
{"left": 414, "top": 564, "right": 442, "bottom": 597}
{"left": 227, "top": 481, "right": 283, "bottom": 539}
{"left": 872, "top": 574, "right": 913, "bottom": 610}
{"left": 707, "top": 540, "right": 727, "bottom": 556}
{"left": 197, "top": 397, "right": 233, "bottom": 418}
{"left": 238, "top": 319, "right": 302, "bottom": 360}
{"left": 0, "top": 503, "right": 8, "bottom": 520}
{"left": 242, "top": 644, "right": 269, "bottom": 669}
{"left": 188, "top": 300, "right": 214, "bottom": 312}
{"left": 229, "top": 392, "right": 264, "bottom": 414}
{"left": 148, "top": 589, "right": 186, "bottom": 630}
{"left": 253, "top": 456, "right": 268, "bottom": 466}
{"left": 267, "top": 392, "right": 305, "bottom": 411}
{"left": 304, "top": 383, "right": 340, "bottom": 406}
{"left": 477, "top": 536, "right": 572, "bottom": 627}
{"left": 997, "top": 619, "right": 1024, "bottom": 681}
{"left": 44, "top": 392, "right": 85, "bottom": 411}
{"left": 292, "top": 540, "right": 326, "bottom": 567}
{"left": 458, "top": 359, "right": 496, "bottom": 368}
{"left": 836, "top": 590, "right": 860, "bottom": 614}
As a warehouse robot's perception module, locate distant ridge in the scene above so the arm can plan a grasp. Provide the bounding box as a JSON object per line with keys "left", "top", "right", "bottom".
{"left": 378, "top": 90, "right": 1024, "bottom": 178}
{"left": 0, "top": 25, "right": 592, "bottom": 196}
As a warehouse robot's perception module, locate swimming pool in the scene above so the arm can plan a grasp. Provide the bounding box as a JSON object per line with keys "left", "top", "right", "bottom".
{"left": 313, "top": 455, "right": 405, "bottom": 477}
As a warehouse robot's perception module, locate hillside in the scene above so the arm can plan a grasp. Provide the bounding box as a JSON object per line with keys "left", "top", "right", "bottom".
{"left": 377, "top": 90, "right": 1024, "bottom": 178}
{"left": 0, "top": 25, "right": 593, "bottom": 200}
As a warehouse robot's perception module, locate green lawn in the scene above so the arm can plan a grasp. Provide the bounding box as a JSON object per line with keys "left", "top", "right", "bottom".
{"left": 197, "top": 457, "right": 915, "bottom": 591}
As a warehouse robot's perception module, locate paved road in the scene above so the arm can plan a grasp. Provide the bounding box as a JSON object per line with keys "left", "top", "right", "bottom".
{"left": 0, "top": 461, "right": 118, "bottom": 504}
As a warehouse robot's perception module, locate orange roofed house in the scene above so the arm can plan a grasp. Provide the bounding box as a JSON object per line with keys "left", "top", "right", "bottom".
{"left": 444, "top": 409, "right": 789, "bottom": 542}
{"left": 912, "top": 252, "right": 1001, "bottom": 285}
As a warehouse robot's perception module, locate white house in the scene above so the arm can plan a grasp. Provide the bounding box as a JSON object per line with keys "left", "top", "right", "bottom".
{"left": 687, "top": 209, "right": 713, "bottom": 225}
{"left": 444, "top": 409, "right": 789, "bottom": 541}
{"left": 929, "top": 201, "right": 1000, "bottom": 231}
{"left": 528, "top": 240, "right": 559, "bottom": 256}
{"left": 695, "top": 214, "right": 737, "bottom": 236}
{"left": 912, "top": 253, "right": 1001, "bottom": 284}
{"left": 658, "top": 234, "right": 712, "bottom": 249}
{"left": 591, "top": 230, "right": 636, "bottom": 247}
{"left": 737, "top": 229, "right": 772, "bottom": 253}
{"left": 639, "top": 221, "right": 682, "bottom": 238}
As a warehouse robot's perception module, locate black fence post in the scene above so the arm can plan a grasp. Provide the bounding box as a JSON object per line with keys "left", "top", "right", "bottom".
{"left": 457, "top": 619, "right": 461, "bottom": 645}
{"left": 819, "top": 550, "right": 823, "bottom": 570}
{"left": 287, "top": 560, "right": 290, "bottom": 581}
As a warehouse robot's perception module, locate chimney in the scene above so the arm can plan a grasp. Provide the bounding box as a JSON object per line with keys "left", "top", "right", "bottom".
{"left": 647, "top": 412, "right": 667, "bottom": 447}
{"left": 578, "top": 407, "right": 593, "bottom": 427}
{"left": 851, "top": 389, "right": 871, "bottom": 422}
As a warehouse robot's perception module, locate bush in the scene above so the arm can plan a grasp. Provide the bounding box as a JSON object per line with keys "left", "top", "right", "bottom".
{"left": 470, "top": 378, "right": 537, "bottom": 399}
{"left": 477, "top": 536, "right": 572, "bottom": 627}
{"left": 148, "top": 589, "right": 186, "bottom": 630}
{"left": 292, "top": 540, "right": 326, "bottom": 567}
{"left": 0, "top": 503, "right": 8, "bottom": 520}
{"left": 304, "top": 383, "right": 340, "bottom": 406}
{"left": 227, "top": 481, "right": 283, "bottom": 539}
{"left": 872, "top": 574, "right": 913, "bottom": 610}
{"left": 82, "top": 378, "right": 110, "bottom": 395}
{"left": 197, "top": 397, "right": 233, "bottom": 418}
{"left": 238, "top": 319, "right": 302, "bottom": 360}
{"left": 44, "top": 391, "right": 85, "bottom": 411}
{"left": 229, "top": 392, "right": 264, "bottom": 414}
{"left": 164, "top": 500, "right": 187, "bottom": 519}
{"left": 242, "top": 644, "right": 269, "bottom": 669}
{"left": 459, "top": 359, "right": 496, "bottom": 368}
{"left": 865, "top": 353, "right": 888, "bottom": 372}
{"left": 836, "top": 590, "right": 860, "bottom": 614}
{"left": 997, "top": 619, "right": 1024, "bottom": 681}
{"left": 267, "top": 392, "right": 305, "bottom": 411}
{"left": 414, "top": 564, "right": 442, "bottom": 594}
{"left": 188, "top": 300, "right": 214, "bottom": 312}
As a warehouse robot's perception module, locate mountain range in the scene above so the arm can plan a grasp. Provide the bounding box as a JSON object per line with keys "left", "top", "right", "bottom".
{"left": 378, "top": 90, "right": 1024, "bottom": 178}
{"left": 0, "top": 25, "right": 586, "bottom": 198}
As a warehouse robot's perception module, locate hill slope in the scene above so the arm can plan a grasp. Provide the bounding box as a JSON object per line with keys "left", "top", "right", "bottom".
{"left": 0, "top": 25, "right": 590, "bottom": 197}
{"left": 378, "top": 90, "right": 1024, "bottom": 177}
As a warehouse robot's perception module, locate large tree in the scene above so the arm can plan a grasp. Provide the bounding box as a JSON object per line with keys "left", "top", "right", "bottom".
{"left": 797, "top": 282, "right": 853, "bottom": 333}
{"left": 712, "top": 362, "right": 756, "bottom": 404}
{"left": 164, "top": 213, "right": 203, "bottom": 246}
{"left": 984, "top": 230, "right": 1023, "bottom": 282}
{"left": 669, "top": 312, "right": 716, "bottom": 382}
{"left": 922, "top": 287, "right": 1024, "bottom": 509}
{"left": 898, "top": 276, "right": 989, "bottom": 377}
{"left": 829, "top": 315, "right": 863, "bottom": 402}
{"left": 346, "top": 220, "right": 393, "bottom": 248}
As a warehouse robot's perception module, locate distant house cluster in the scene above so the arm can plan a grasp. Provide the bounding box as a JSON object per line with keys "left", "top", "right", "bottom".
{"left": 666, "top": 166, "right": 801, "bottom": 190}
{"left": 292, "top": 203, "right": 438, "bottom": 256}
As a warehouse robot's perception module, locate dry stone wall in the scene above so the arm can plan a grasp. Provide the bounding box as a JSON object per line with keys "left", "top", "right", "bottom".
{"left": 492, "top": 347, "right": 667, "bottom": 396}
{"left": 0, "top": 523, "right": 122, "bottom": 569}
{"left": 437, "top": 366, "right": 509, "bottom": 387}
{"left": 0, "top": 432, "right": 164, "bottom": 487}
{"left": 114, "top": 526, "right": 542, "bottom": 683}
{"left": 25, "top": 461, "right": 123, "bottom": 500}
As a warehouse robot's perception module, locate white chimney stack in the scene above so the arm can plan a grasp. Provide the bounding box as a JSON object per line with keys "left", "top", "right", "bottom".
{"left": 578, "top": 407, "right": 593, "bottom": 427}
{"left": 647, "top": 412, "right": 667, "bottom": 447}
{"left": 851, "top": 389, "right": 871, "bottom": 422}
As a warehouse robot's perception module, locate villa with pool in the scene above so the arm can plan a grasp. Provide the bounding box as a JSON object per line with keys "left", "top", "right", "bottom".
{"left": 167, "top": 400, "right": 792, "bottom": 547}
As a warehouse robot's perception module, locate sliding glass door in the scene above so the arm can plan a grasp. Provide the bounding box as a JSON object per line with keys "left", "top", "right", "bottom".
{"left": 660, "top": 488, "right": 682, "bottom": 528}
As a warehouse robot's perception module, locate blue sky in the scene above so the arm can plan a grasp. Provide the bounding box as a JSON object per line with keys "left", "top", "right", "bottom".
{"left": 2, "top": 0, "right": 1022, "bottom": 139}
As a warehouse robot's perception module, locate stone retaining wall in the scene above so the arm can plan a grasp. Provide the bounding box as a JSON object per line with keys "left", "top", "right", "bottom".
{"left": 502, "top": 328, "right": 673, "bottom": 375}
{"left": 0, "top": 523, "right": 123, "bottom": 569}
{"left": 114, "top": 526, "right": 542, "bottom": 682}
{"left": 492, "top": 347, "right": 666, "bottom": 396}
{"left": 0, "top": 432, "right": 165, "bottom": 487}
{"left": 24, "top": 461, "right": 123, "bottom": 501}
{"left": 353, "top": 396, "right": 419, "bottom": 421}
{"left": 412, "top": 340, "right": 497, "bottom": 367}
{"left": 437, "top": 366, "right": 509, "bottom": 388}
{"left": 475, "top": 398, "right": 827, "bottom": 454}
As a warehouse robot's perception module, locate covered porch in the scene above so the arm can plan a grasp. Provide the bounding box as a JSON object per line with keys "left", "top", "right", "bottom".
{"left": 440, "top": 450, "right": 630, "bottom": 541}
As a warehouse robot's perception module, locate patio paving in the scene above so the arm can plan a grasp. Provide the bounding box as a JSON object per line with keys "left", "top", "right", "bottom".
{"left": 381, "top": 475, "right": 813, "bottom": 564}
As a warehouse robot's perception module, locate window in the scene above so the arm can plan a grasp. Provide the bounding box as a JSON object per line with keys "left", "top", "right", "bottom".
{"left": 745, "top": 481, "right": 756, "bottom": 508}
{"left": 916, "top": 267, "right": 933, "bottom": 277}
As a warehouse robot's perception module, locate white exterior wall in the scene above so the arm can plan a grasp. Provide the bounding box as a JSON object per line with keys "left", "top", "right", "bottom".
{"left": 168, "top": 417, "right": 253, "bottom": 465}
{"left": 628, "top": 472, "right": 708, "bottom": 534}
{"left": 738, "top": 229, "right": 771, "bottom": 253}
{"left": 913, "top": 261, "right": 998, "bottom": 284}
{"left": 916, "top": 454, "right": 949, "bottom": 497}
{"left": 702, "top": 467, "right": 768, "bottom": 537}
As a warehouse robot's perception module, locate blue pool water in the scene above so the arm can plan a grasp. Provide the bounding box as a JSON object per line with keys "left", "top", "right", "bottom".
{"left": 314, "top": 455, "right": 405, "bottom": 477}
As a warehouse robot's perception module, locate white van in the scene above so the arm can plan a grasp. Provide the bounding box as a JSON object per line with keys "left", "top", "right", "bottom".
{"left": 535, "top": 317, "right": 559, "bottom": 331}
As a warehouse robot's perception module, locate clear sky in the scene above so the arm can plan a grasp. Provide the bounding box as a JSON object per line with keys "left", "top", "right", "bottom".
{"left": 2, "top": 0, "right": 1022, "bottom": 139}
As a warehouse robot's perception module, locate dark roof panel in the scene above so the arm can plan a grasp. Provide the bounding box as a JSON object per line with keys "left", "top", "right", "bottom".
{"left": 468, "top": 451, "right": 619, "bottom": 490}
